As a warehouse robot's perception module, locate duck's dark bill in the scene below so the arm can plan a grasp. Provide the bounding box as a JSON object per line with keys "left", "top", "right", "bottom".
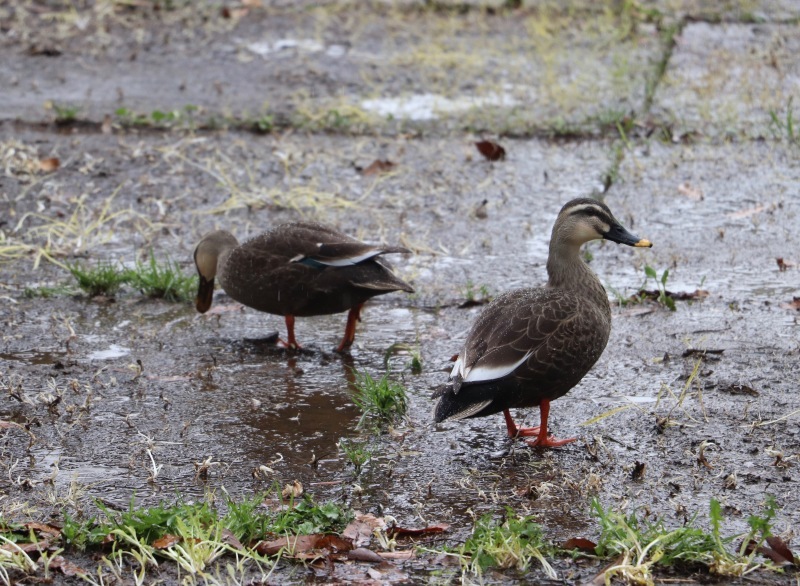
{"left": 604, "top": 223, "right": 653, "bottom": 248}
{"left": 195, "top": 276, "right": 215, "bottom": 313}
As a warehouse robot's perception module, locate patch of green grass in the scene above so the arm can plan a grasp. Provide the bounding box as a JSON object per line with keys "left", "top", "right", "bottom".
{"left": 126, "top": 252, "right": 196, "bottom": 302}
{"left": 592, "top": 496, "right": 780, "bottom": 582}
{"left": 52, "top": 103, "right": 80, "bottom": 124}
{"left": 351, "top": 369, "right": 408, "bottom": 428}
{"left": 338, "top": 438, "right": 372, "bottom": 475}
{"left": 23, "top": 284, "right": 75, "bottom": 298}
{"left": 459, "top": 509, "right": 557, "bottom": 579}
{"left": 768, "top": 97, "right": 797, "bottom": 143}
{"left": 643, "top": 265, "right": 676, "bottom": 311}
{"left": 68, "top": 261, "right": 128, "bottom": 297}
{"left": 383, "top": 342, "right": 423, "bottom": 374}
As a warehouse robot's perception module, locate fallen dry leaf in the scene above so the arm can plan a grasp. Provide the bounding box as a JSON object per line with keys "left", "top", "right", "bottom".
{"left": 342, "top": 513, "right": 385, "bottom": 547}
{"left": 1, "top": 538, "right": 53, "bottom": 555}
{"left": 48, "top": 555, "right": 86, "bottom": 577}
{"left": 777, "top": 257, "right": 796, "bottom": 271}
{"left": 152, "top": 534, "right": 181, "bottom": 549}
{"left": 387, "top": 524, "right": 449, "bottom": 538}
{"left": 255, "top": 533, "right": 353, "bottom": 557}
{"left": 24, "top": 522, "right": 61, "bottom": 539}
{"left": 744, "top": 536, "right": 799, "bottom": 566}
{"left": 677, "top": 182, "right": 703, "bottom": 200}
{"left": 377, "top": 550, "right": 415, "bottom": 560}
{"left": 727, "top": 204, "right": 765, "bottom": 219}
{"left": 781, "top": 297, "right": 800, "bottom": 311}
{"left": 39, "top": 157, "right": 60, "bottom": 173}
{"left": 562, "top": 537, "right": 597, "bottom": 554}
{"left": 475, "top": 140, "right": 506, "bottom": 161}
{"left": 362, "top": 159, "right": 397, "bottom": 176}
{"left": 221, "top": 528, "right": 244, "bottom": 550}
{"left": 281, "top": 480, "right": 303, "bottom": 499}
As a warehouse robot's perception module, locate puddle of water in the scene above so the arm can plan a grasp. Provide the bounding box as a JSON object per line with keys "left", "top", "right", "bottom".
{"left": 0, "top": 350, "right": 67, "bottom": 365}
{"left": 245, "top": 39, "right": 346, "bottom": 58}
{"left": 87, "top": 344, "right": 130, "bottom": 360}
{"left": 361, "top": 92, "right": 518, "bottom": 121}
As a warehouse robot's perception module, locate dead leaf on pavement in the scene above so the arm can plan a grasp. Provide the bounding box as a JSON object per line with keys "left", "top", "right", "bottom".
{"left": 781, "top": 297, "right": 800, "bottom": 311}
{"left": 255, "top": 533, "right": 353, "bottom": 557}
{"left": 377, "top": 550, "right": 415, "bottom": 560}
{"left": 221, "top": 528, "right": 244, "bottom": 550}
{"left": 24, "top": 522, "right": 61, "bottom": 539}
{"left": 49, "top": 555, "right": 86, "bottom": 577}
{"left": 728, "top": 205, "right": 765, "bottom": 219}
{"left": 677, "top": 182, "right": 703, "bottom": 200}
{"left": 152, "top": 534, "right": 181, "bottom": 549}
{"left": 777, "top": 257, "right": 796, "bottom": 271}
{"left": 362, "top": 159, "right": 397, "bottom": 176}
{"left": 39, "top": 157, "right": 60, "bottom": 173}
{"left": 562, "top": 537, "right": 597, "bottom": 554}
{"left": 281, "top": 480, "right": 303, "bottom": 499}
{"left": 342, "top": 513, "right": 385, "bottom": 547}
{"left": 388, "top": 523, "right": 449, "bottom": 538}
{"left": 475, "top": 140, "right": 506, "bottom": 161}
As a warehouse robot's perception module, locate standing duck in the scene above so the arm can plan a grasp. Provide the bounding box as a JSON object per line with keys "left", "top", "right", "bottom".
{"left": 194, "top": 222, "right": 414, "bottom": 352}
{"left": 433, "top": 198, "right": 652, "bottom": 448}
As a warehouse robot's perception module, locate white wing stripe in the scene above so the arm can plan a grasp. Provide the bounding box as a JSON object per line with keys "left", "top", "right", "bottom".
{"left": 463, "top": 351, "right": 532, "bottom": 383}
{"left": 311, "top": 250, "right": 382, "bottom": 266}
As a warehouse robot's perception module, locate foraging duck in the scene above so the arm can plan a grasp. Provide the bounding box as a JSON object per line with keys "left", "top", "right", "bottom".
{"left": 194, "top": 222, "right": 414, "bottom": 352}
{"left": 433, "top": 198, "right": 652, "bottom": 448}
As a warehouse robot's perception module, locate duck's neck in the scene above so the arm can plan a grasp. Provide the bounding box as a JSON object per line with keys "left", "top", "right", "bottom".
{"left": 546, "top": 241, "right": 610, "bottom": 308}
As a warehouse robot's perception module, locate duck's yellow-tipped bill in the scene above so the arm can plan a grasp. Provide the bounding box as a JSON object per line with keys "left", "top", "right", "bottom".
{"left": 634, "top": 239, "right": 653, "bottom": 248}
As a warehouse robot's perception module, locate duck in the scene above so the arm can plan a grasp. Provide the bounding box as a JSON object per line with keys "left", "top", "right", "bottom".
{"left": 193, "top": 222, "right": 414, "bottom": 352}
{"left": 433, "top": 198, "right": 652, "bottom": 448}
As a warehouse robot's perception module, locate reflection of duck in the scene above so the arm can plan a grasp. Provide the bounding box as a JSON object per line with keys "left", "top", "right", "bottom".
{"left": 434, "top": 198, "right": 652, "bottom": 448}
{"left": 194, "top": 222, "right": 414, "bottom": 352}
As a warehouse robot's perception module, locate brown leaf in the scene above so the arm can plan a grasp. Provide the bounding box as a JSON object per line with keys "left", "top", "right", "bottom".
{"left": 1, "top": 538, "right": 52, "bottom": 555}
{"left": 348, "top": 547, "right": 384, "bottom": 563}
{"left": 48, "top": 555, "right": 86, "bottom": 577}
{"left": 221, "top": 528, "right": 244, "bottom": 550}
{"left": 342, "top": 513, "right": 385, "bottom": 547}
{"left": 562, "top": 537, "right": 597, "bottom": 554}
{"left": 362, "top": 159, "right": 396, "bottom": 176}
{"left": 152, "top": 534, "right": 181, "bottom": 549}
{"left": 765, "top": 536, "right": 798, "bottom": 565}
{"left": 101, "top": 114, "right": 113, "bottom": 135}
{"left": 377, "top": 550, "right": 414, "bottom": 560}
{"left": 677, "top": 182, "right": 703, "bottom": 200}
{"left": 728, "top": 205, "right": 765, "bottom": 219}
{"left": 781, "top": 297, "right": 800, "bottom": 311}
{"left": 776, "top": 257, "right": 796, "bottom": 271}
{"left": 475, "top": 140, "right": 506, "bottom": 161}
{"left": 39, "top": 157, "right": 60, "bottom": 173}
{"left": 387, "top": 524, "right": 449, "bottom": 538}
{"left": 24, "top": 522, "right": 61, "bottom": 539}
{"left": 255, "top": 534, "right": 353, "bottom": 557}
{"left": 281, "top": 480, "right": 303, "bottom": 499}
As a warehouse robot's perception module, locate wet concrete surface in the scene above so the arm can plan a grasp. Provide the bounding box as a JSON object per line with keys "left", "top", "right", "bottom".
{"left": 2, "top": 1, "right": 800, "bottom": 584}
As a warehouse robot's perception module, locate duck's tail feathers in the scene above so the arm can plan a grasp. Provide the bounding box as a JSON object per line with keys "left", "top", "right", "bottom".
{"left": 433, "top": 383, "right": 493, "bottom": 423}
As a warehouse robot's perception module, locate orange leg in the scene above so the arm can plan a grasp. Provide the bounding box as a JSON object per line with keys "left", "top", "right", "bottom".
{"left": 278, "top": 315, "right": 301, "bottom": 349}
{"left": 336, "top": 303, "right": 364, "bottom": 353}
{"left": 524, "top": 400, "right": 576, "bottom": 448}
{"left": 503, "top": 409, "right": 540, "bottom": 438}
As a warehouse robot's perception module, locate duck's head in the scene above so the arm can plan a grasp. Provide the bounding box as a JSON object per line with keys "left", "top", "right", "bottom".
{"left": 193, "top": 230, "right": 239, "bottom": 313}
{"left": 554, "top": 198, "right": 652, "bottom": 249}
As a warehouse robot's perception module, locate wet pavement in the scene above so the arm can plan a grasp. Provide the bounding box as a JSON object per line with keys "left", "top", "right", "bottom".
{"left": 1, "top": 1, "right": 800, "bottom": 584}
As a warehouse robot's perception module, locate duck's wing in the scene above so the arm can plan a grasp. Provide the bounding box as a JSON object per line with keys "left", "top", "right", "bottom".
{"left": 275, "top": 222, "right": 410, "bottom": 268}
{"left": 450, "top": 288, "right": 578, "bottom": 393}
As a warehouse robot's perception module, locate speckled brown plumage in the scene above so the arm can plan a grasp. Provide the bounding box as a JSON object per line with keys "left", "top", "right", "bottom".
{"left": 194, "top": 222, "right": 413, "bottom": 351}
{"left": 433, "top": 198, "right": 652, "bottom": 448}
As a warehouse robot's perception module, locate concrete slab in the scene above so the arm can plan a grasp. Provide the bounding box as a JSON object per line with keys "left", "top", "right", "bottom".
{"left": 1, "top": 3, "right": 663, "bottom": 134}
{"left": 642, "top": 0, "right": 800, "bottom": 22}
{"left": 651, "top": 22, "right": 800, "bottom": 138}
